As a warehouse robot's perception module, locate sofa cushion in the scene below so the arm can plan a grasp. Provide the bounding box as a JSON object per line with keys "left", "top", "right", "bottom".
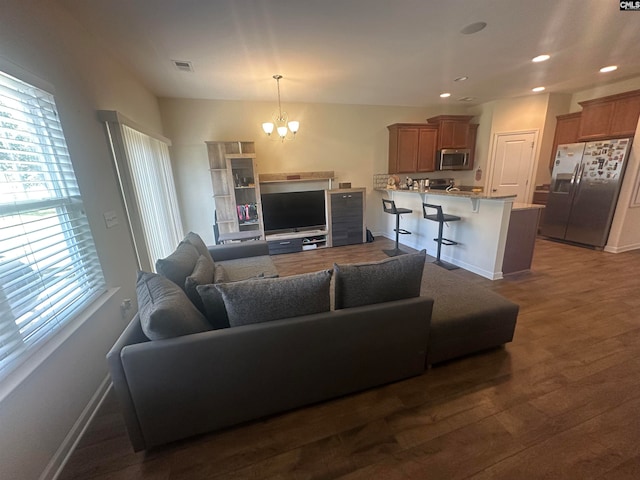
{"left": 214, "top": 270, "right": 333, "bottom": 327}
{"left": 155, "top": 242, "right": 199, "bottom": 289}
{"left": 216, "top": 255, "right": 278, "bottom": 282}
{"left": 182, "top": 231, "right": 211, "bottom": 259}
{"left": 333, "top": 250, "right": 426, "bottom": 309}
{"left": 136, "top": 271, "right": 211, "bottom": 340}
{"left": 184, "top": 254, "right": 216, "bottom": 314}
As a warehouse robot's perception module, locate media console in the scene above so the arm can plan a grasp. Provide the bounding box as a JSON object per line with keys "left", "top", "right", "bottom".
{"left": 265, "top": 229, "right": 329, "bottom": 255}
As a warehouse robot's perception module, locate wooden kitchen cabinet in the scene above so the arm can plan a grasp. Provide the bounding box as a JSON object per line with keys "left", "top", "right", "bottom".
{"left": 578, "top": 89, "right": 640, "bottom": 141}
{"left": 427, "top": 115, "right": 475, "bottom": 149}
{"left": 387, "top": 124, "right": 438, "bottom": 173}
{"left": 548, "top": 112, "right": 582, "bottom": 170}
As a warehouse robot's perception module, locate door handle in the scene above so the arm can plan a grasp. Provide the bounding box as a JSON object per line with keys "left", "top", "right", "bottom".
{"left": 575, "top": 163, "right": 585, "bottom": 186}
{"left": 569, "top": 163, "right": 580, "bottom": 185}
{"left": 492, "top": 188, "right": 497, "bottom": 192}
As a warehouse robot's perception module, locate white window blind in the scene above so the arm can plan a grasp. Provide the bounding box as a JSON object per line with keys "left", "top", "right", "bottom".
{"left": 0, "top": 70, "right": 106, "bottom": 378}
{"left": 120, "top": 125, "right": 183, "bottom": 268}
{"left": 100, "top": 111, "right": 182, "bottom": 271}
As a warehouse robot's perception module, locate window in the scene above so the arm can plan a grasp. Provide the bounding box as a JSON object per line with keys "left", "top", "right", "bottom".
{"left": 100, "top": 111, "right": 182, "bottom": 271}
{"left": 0, "top": 70, "right": 106, "bottom": 379}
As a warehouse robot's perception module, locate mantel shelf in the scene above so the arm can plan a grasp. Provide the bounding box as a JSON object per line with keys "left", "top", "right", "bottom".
{"left": 258, "top": 171, "right": 335, "bottom": 184}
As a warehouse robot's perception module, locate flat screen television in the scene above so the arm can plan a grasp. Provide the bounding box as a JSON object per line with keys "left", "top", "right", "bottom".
{"left": 261, "top": 190, "right": 326, "bottom": 233}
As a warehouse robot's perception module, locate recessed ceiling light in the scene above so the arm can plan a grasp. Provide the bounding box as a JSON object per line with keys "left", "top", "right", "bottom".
{"left": 532, "top": 87, "right": 545, "bottom": 92}
{"left": 600, "top": 65, "right": 618, "bottom": 73}
{"left": 440, "top": 92, "right": 451, "bottom": 98}
{"left": 454, "top": 76, "right": 468, "bottom": 82}
{"left": 460, "top": 22, "right": 487, "bottom": 35}
{"left": 532, "top": 55, "right": 550, "bottom": 63}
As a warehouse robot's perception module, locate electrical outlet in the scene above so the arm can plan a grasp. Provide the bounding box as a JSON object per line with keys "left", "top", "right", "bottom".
{"left": 120, "top": 298, "right": 132, "bottom": 318}
{"left": 104, "top": 211, "right": 118, "bottom": 228}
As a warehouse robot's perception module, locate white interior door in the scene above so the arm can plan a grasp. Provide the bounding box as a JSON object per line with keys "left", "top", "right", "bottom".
{"left": 490, "top": 132, "right": 537, "bottom": 202}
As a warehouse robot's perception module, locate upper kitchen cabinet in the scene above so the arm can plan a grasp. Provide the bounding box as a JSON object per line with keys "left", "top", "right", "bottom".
{"left": 577, "top": 89, "right": 640, "bottom": 141}
{"left": 548, "top": 112, "right": 582, "bottom": 170}
{"left": 427, "top": 115, "right": 476, "bottom": 149}
{"left": 387, "top": 123, "right": 438, "bottom": 173}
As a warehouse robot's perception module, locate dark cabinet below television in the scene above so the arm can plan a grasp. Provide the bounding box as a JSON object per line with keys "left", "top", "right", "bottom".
{"left": 329, "top": 189, "right": 365, "bottom": 247}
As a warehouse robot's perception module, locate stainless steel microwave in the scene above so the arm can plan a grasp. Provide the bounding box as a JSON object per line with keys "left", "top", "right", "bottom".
{"left": 438, "top": 149, "right": 471, "bottom": 170}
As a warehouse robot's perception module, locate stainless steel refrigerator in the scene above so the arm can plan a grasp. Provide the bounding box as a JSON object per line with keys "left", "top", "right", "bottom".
{"left": 540, "top": 138, "right": 632, "bottom": 247}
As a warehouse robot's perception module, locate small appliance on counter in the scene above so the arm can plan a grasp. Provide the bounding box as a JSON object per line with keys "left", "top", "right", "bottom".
{"left": 427, "top": 178, "right": 456, "bottom": 190}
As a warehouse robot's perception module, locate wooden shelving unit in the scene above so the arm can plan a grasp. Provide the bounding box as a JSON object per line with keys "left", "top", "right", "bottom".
{"left": 206, "top": 141, "right": 264, "bottom": 242}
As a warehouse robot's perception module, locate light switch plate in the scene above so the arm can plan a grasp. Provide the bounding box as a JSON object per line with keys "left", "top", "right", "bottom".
{"left": 103, "top": 210, "right": 118, "bottom": 228}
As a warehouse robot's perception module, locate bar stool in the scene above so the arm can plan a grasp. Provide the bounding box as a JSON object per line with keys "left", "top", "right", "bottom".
{"left": 382, "top": 199, "right": 412, "bottom": 256}
{"left": 422, "top": 203, "right": 461, "bottom": 270}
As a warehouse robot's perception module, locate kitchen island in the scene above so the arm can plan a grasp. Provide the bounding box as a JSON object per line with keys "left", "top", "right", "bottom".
{"left": 376, "top": 188, "right": 541, "bottom": 279}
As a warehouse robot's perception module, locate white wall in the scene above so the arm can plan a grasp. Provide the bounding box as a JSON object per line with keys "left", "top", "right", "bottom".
{"left": 159, "top": 97, "right": 468, "bottom": 245}
{"left": 606, "top": 119, "right": 640, "bottom": 252}
{"left": 0, "top": 2, "right": 163, "bottom": 479}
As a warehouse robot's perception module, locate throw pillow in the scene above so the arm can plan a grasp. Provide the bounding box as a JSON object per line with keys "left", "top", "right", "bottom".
{"left": 182, "top": 231, "right": 211, "bottom": 259}
{"left": 155, "top": 241, "right": 199, "bottom": 289}
{"left": 333, "top": 249, "right": 426, "bottom": 309}
{"left": 136, "top": 271, "right": 211, "bottom": 340}
{"left": 184, "top": 254, "right": 216, "bottom": 314}
{"left": 214, "top": 270, "right": 333, "bottom": 327}
{"left": 196, "top": 283, "right": 231, "bottom": 330}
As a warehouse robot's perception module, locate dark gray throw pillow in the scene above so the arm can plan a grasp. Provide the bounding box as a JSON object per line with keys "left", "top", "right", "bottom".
{"left": 333, "top": 249, "right": 426, "bottom": 309}
{"left": 155, "top": 241, "right": 199, "bottom": 289}
{"left": 136, "top": 271, "right": 211, "bottom": 340}
{"left": 196, "top": 283, "right": 230, "bottom": 330}
{"left": 184, "top": 254, "right": 216, "bottom": 314}
{"left": 214, "top": 270, "right": 333, "bottom": 327}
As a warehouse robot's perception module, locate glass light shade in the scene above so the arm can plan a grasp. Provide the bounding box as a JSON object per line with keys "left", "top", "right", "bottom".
{"left": 287, "top": 120, "right": 299, "bottom": 133}
{"left": 277, "top": 126, "right": 288, "bottom": 138}
{"left": 262, "top": 122, "right": 274, "bottom": 135}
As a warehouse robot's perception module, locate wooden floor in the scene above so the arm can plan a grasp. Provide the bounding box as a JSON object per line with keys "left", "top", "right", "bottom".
{"left": 59, "top": 237, "right": 640, "bottom": 480}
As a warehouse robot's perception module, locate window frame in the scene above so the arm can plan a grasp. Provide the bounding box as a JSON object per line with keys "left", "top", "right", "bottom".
{"left": 0, "top": 61, "right": 107, "bottom": 384}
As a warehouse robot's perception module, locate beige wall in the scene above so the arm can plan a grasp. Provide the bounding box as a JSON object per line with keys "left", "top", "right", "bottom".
{"left": 465, "top": 94, "right": 553, "bottom": 199}
{"left": 570, "top": 77, "right": 640, "bottom": 112}
{"left": 0, "top": 2, "right": 163, "bottom": 479}
{"left": 159, "top": 98, "right": 468, "bottom": 243}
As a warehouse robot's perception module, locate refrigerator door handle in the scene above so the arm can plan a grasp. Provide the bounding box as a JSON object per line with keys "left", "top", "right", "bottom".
{"left": 575, "top": 163, "right": 585, "bottom": 187}
{"left": 569, "top": 162, "right": 580, "bottom": 185}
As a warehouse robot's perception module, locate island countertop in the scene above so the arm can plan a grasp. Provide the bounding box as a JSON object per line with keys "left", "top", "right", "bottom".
{"left": 374, "top": 188, "right": 516, "bottom": 200}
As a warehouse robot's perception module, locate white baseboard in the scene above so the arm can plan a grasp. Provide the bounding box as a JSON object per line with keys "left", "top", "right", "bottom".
{"left": 42, "top": 375, "right": 112, "bottom": 480}
{"left": 604, "top": 242, "right": 640, "bottom": 253}
{"left": 376, "top": 230, "right": 502, "bottom": 279}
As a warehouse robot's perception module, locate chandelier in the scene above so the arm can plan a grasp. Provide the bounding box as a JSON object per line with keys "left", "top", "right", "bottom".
{"left": 262, "top": 74, "right": 299, "bottom": 141}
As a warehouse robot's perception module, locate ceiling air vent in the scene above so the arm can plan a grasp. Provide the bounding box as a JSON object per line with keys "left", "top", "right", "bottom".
{"left": 172, "top": 60, "right": 194, "bottom": 72}
{"left": 458, "top": 96, "right": 475, "bottom": 102}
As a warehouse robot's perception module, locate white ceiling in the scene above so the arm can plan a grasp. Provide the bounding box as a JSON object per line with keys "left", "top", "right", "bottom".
{"left": 57, "top": 0, "right": 640, "bottom": 107}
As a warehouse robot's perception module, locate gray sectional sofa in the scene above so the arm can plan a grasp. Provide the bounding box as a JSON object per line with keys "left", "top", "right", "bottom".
{"left": 107, "top": 234, "right": 518, "bottom": 451}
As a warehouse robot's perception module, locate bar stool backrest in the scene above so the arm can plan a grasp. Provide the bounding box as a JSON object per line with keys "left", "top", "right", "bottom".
{"left": 382, "top": 199, "right": 398, "bottom": 215}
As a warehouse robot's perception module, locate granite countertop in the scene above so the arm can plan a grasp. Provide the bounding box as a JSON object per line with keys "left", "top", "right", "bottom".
{"left": 512, "top": 202, "right": 545, "bottom": 211}
{"left": 375, "top": 188, "right": 516, "bottom": 200}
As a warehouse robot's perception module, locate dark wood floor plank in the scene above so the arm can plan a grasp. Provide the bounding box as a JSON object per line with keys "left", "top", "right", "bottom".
{"left": 57, "top": 237, "right": 640, "bottom": 480}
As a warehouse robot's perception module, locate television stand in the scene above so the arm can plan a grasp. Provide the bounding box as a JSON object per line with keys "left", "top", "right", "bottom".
{"left": 265, "top": 229, "right": 328, "bottom": 255}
